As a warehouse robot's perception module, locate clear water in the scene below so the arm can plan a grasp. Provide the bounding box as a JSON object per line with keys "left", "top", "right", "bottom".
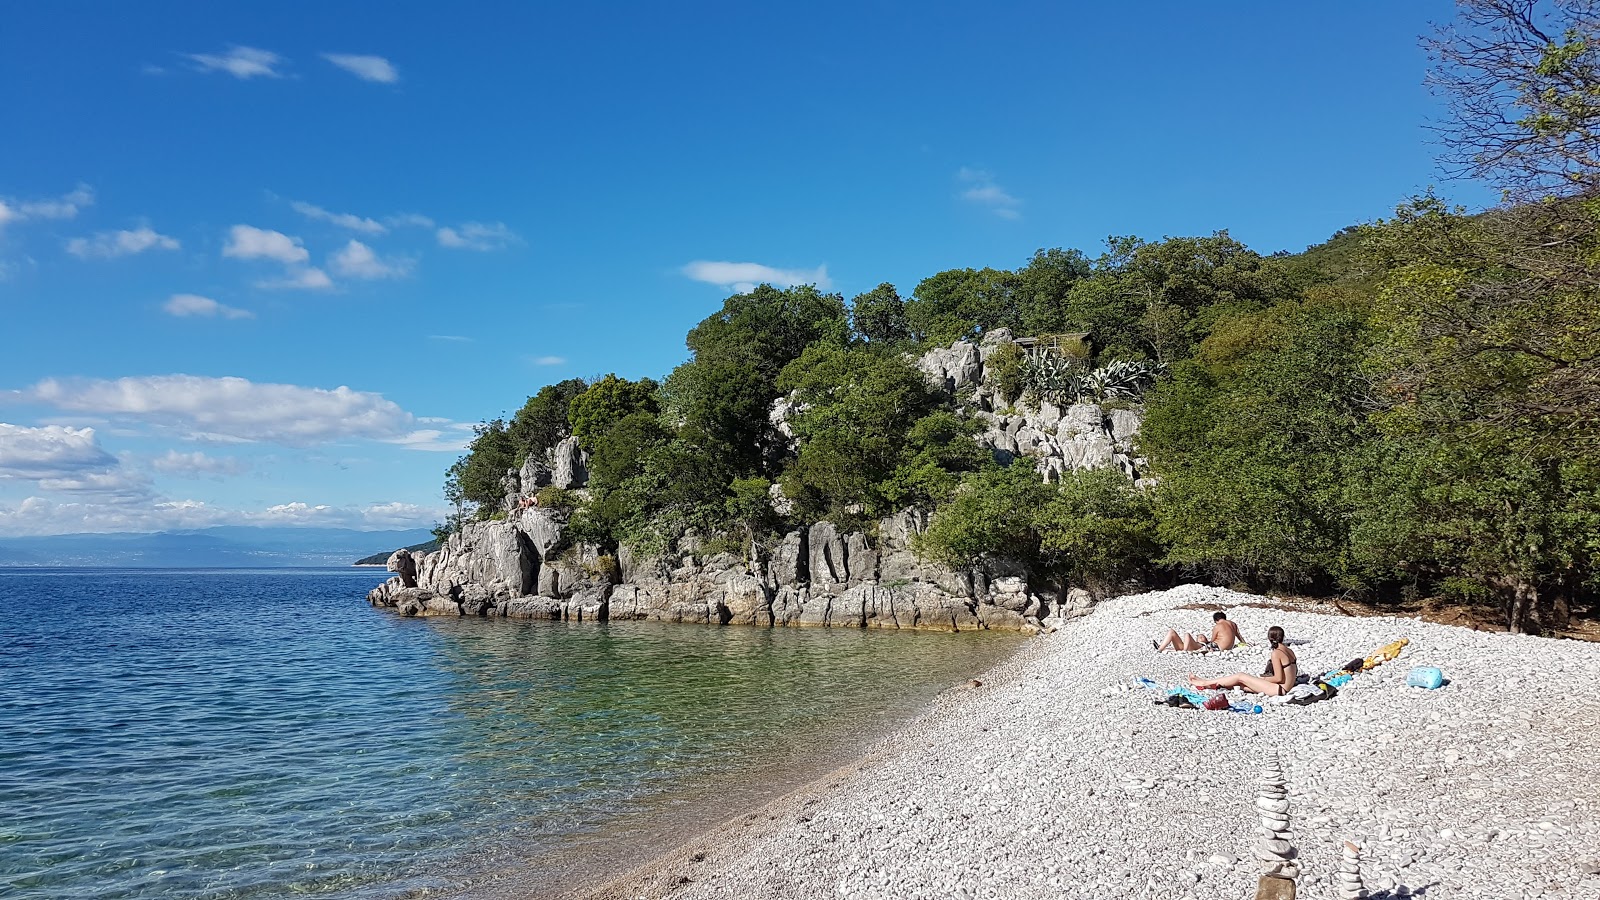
{"left": 0, "top": 568, "right": 1024, "bottom": 899}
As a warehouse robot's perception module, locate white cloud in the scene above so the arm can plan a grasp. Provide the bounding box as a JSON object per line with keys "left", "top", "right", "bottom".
{"left": 321, "top": 53, "right": 399, "bottom": 83}
{"left": 330, "top": 239, "right": 410, "bottom": 279}
{"left": 532, "top": 356, "right": 567, "bottom": 366}
{"left": 37, "top": 469, "right": 153, "bottom": 498}
{"left": 186, "top": 46, "right": 284, "bottom": 79}
{"left": 66, "top": 227, "right": 180, "bottom": 259}
{"left": 164, "top": 293, "right": 254, "bottom": 320}
{"left": 428, "top": 334, "right": 471, "bottom": 343}
{"left": 149, "top": 449, "right": 250, "bottom": 477}
{"left": 0, "top": 423, "right": 117, "bottom": 479}
{"left": 0, "top": 185, "right": 94, "bottom": 228}
{"left": 290, "top": 201, "right": 386, "bottom": 234}
{"left": 223, "top": 224, "right": 309, "bottom": 264}
{"left": 258, "top": 266, "right": 334, "bottom": 290}
{"left": 436, "top": 221, "right": 518, "bottom": 251}
{"left": 386, "top": 212, "right": 435, "bottom": 229}
{"left": 0, "top": 496, "right": 442, "bottom": 537}
{"left": 681, "top": 260, "right": 832, "bottom": 292}
{"left": 385, "top": 429, "right": 473, "bottom": 452}
{"left": 957, "top": 167, "right": 1022, "bottom": 219}
{"left": 25, "top": 375, "right": 424, "bottom": 447}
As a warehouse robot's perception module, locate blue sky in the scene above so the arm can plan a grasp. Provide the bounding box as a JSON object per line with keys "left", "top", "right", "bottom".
{"left": 0, "top": 1, "right": 1497, "bottom": 536}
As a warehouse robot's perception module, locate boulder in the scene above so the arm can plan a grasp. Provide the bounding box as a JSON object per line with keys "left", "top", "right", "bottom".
{"left": 549, "top": 436, "right": 590, "bottom": 489}
{"left": 387, "top": 549, "right": 418, "bottom": 588}
{"left": 808, "top": 521, "right": 849, "bottom": 589}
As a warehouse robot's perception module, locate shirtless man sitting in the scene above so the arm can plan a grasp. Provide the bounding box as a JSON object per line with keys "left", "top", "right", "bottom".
{"left": 1154, "top": 611, "right": 1239, "bottom": 652}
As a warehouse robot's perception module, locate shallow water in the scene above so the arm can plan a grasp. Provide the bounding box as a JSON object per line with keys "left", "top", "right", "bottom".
{"left": 0, "top": 568, "right": 1024, "bottom": 899}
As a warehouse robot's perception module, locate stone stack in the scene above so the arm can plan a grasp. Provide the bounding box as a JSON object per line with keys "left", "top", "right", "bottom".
{"left": 1337, "top": 841, "right": 1368, "bottom": 899}
{"left": 1254, "top": 753, "right": 1299, "bottom": 880}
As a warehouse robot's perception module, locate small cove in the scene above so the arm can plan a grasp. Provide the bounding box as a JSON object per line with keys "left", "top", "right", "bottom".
{"left": 0, "top": 568, "right": 1025, "bottom": 899}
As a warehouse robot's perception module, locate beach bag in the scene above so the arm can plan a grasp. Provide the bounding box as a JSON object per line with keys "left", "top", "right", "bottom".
{"left": 1406, "top": 666, "right": 1444, "bottom": 689}
{"left": 1203, "top": 693, "right": 1230, "bottom": 711}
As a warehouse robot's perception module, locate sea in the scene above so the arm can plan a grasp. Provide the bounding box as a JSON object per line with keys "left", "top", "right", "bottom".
{"left": 0, "top": 568, "right": 1024, "bottom": 899}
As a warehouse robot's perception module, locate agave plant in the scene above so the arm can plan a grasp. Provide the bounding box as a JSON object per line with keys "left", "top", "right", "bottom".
{"left": 1020, "top": 348, "right": 1085, "bottom": 405}
{"left": 1022, "top": 350, "right": 1164, "bottom": 405}
{"left": 1080, "top": 359, "right": 1163, "bottom": 402}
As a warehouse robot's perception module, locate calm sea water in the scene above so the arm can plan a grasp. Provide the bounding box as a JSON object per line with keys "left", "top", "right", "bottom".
{"left": 0, "top": 568, "right": 1024, "bottom": 899}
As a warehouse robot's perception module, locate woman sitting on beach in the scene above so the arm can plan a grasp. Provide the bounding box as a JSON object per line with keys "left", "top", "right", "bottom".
{"left": 1188, "top": 626, "right": 1298, "bottom": 696}
{"left": 1154, "top": 611, "right": 1238, "bottom": 652}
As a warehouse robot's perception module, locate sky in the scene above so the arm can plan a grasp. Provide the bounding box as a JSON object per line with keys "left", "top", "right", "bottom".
{"left": 0, "top": 1, "right": 1499, "bottom": 537}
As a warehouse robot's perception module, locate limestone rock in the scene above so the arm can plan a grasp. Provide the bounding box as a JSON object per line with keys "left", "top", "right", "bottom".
{"left": 549, "top": 435, "right": 589, "bottom": 489}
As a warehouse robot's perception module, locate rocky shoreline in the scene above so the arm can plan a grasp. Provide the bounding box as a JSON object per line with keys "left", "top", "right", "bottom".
{"left": 566, "top": 585, "right": 1600, "bottom": 900}
{"left": 366, "top": 330, "right": 1151, "bottom": 634}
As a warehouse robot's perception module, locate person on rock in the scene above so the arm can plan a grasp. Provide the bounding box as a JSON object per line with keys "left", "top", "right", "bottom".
{"left": 1188, "top": 626, "right": 1299, "bottom": 696}
{"left": 1154, "top": 611, "right": 1239, "bottom": 652}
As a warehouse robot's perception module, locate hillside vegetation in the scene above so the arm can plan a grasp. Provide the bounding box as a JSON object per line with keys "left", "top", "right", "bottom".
{"left": 442, "top": 1, "right": 1600, "bottom": 633}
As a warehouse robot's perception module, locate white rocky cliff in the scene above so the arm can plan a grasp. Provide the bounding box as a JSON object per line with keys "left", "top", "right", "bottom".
{"left": 368, "top": 330, "right": 1140, "bottom": 631}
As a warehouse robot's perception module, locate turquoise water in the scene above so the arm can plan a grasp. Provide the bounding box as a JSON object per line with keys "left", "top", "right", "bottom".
{"left": 0, "top": 568, "right": 1024, "bottom": 899}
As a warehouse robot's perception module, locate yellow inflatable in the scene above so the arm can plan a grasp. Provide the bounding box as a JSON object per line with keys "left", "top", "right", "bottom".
{"left": 1362, "top": 638, "right": 1409, "bottom": 670}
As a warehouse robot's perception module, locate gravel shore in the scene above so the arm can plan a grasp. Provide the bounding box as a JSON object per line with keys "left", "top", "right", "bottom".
{"left": 577, "top": 584, "right": 1600, "bottom": 900}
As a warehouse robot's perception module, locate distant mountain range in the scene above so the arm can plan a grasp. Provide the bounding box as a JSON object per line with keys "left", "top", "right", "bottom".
{"left": 0, "top": 526, "right": 434, "bottom": 568}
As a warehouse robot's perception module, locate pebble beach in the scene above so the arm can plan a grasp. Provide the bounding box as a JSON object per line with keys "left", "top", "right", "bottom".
{"left": 580, "top": 584, "right": 1600, "bottom": 900}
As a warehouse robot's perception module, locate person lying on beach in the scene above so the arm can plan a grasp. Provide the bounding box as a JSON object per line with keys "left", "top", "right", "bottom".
{"left": 1188, "top": 626, "right": 1298, "bottom": 696}
{"left": 1154, "top": 611, "right": 1239, "bottom": 652}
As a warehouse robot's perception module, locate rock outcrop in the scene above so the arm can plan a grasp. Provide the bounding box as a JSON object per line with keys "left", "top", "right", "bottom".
{"left": 369, "top": 502, "right": 1090, "bottom": 632}
{"left": 370, "top": 329, "right": 1139, "bottom": 632}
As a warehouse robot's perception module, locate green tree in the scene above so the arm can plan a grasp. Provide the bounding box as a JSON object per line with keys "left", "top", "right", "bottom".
{"left": 1017, "top": 247, "right": 1093, "bottom": 335}
{"left": 776, "top": 344, "right": 941, "bottom": 519}
{"left": 850, "top": 282, "right": 913, "bottom": 346}
{"left": 568, "top": 374, "right": 660, "bottom": 448}
{"left": 1141, "top": 289, "right": 1374, "bottom": 589}
{"left": 454, "top": 418, "right": 518, "bottom": 516}
{"left": 905, "top": 267, "right": 1022, "bottom": 346}
{"left": 1037, "top": 469, "right": 1161, "bottom": 598}
{"left": 507, "top": 378, "right": 588, "bottom": 461}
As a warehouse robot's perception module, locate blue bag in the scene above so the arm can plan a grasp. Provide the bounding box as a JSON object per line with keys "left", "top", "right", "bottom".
{"left": 1406, "top": 666, "right": 1444, "bottom": 689}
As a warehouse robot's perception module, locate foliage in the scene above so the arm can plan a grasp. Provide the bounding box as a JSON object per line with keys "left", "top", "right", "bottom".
{"left": 850, "top": 282, "right": 913, "bottom": 346}
{"left": 776, "top": 344, "right": 942, "bottom": 520}
{"left": 1036, "top": 469, "right": 1162, "bottom": 598}
{"left": 568, "top": 375, "right": 659, "bottom": 448}
{"left": 507, "top": 378, "right": 589, "bottom": 463}
{"left": 914, "top": 465, "right": 1160, "bottom": 596}
{"left": 1140, "top": 291, "right": 1374, "bottom": 590}
{"left": 535, "top": 485, "right": 581, "bottom": 512}
{"left": 985, "top": 341, "right": 1027, "bottom": 403}
{"left": 1425, "top": 0, "right": 1600, "bottom": 200}
{"left": 905, "top": 267, "right": 1022, "bottom": 346}
{"left": 454, "top": 419, "right": 517, "bottom": 516}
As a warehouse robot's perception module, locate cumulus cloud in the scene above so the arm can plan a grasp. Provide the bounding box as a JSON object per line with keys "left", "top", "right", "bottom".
{"left": 330, "top": 239, "right": 411, "bottom": 279}
{"left": 37, "top": 469, "right": 153, "bottom": 498}
{"left": 0, "top": 423, "right": 117, "bottom": 479}
{"left": 163, "top": 293, "right": 254, "bottom": 320}
{"left": 149, "top": 449, "right": 250, "bottom": 477}
{"left": 66, "top": 227, "right": 180, "bottom": 259}
{"left": 0, "top": 185, "right": 94, "bottom": 228}
{"left": 223, "top": 224, "right": 308, "bottom": 264}
{"left": 957, "top": 167, "right": 1022, "bottom": 219}
{"left": 186, "top": 46, "right": 284, "bottom": 79}
{"left": 321, "top": 53, "right": 399, "bottom": 83}
{"left": 290, "top": 201, "right": 385, "bottom": 234}
{"left": 436, "top": 221, "right": 518, "bottom": 251}
{"left": 24, "top": 375, "right": 424, "bottom": 447}
{"left": 681, "top": 260, "right": 832, "bottom": 293}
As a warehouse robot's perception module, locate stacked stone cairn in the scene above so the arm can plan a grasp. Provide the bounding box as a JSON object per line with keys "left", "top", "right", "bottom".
{"left": 1255, "top": 752, "right": 1299, "bottom": 881}
{"left": 1337, "top": 840, "right": 1368, "bottom": 899}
